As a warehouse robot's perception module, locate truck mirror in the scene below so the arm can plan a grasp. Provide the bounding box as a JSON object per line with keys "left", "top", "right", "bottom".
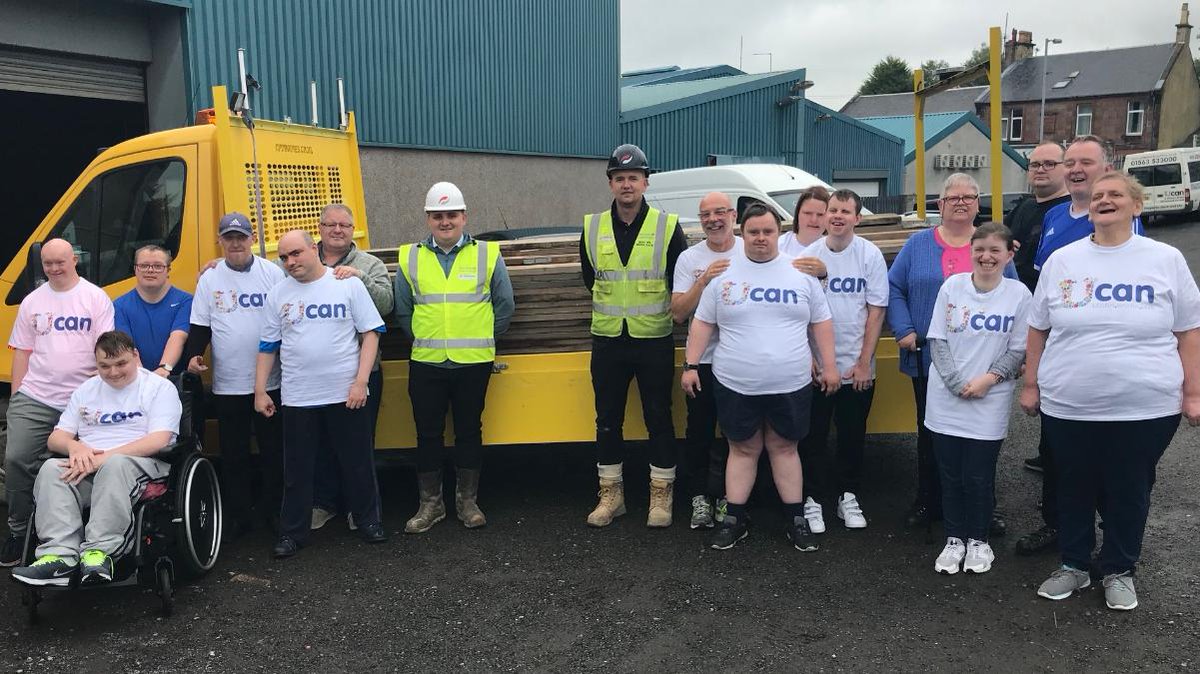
{"left": 26, "top": 242, "right": 47, "bottom": 288}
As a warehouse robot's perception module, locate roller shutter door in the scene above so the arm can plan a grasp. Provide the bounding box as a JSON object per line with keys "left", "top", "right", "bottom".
{"left": 0, "top": 47, "right": 144, "bottom": 102}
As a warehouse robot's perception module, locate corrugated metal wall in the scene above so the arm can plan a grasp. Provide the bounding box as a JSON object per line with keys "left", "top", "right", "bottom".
{"left": 803, "top": 101, "right": 904, "bottom": 195}
{"left": 619, "top": 80, "right": 801, "bottom": 172}
{"left": 184, "top": 0, "right": 617, "bottom": 157}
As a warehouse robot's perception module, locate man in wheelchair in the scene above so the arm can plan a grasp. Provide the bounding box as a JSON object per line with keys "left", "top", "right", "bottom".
{"left": 12, "top": 330, "right": 181, "bottom": 587}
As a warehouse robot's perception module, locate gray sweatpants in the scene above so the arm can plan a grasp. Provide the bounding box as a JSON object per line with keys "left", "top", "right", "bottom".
{"left": 34, "top": 454, "right": 169, "bottom": 562}
{"left": 5, "top": 392, "right": 62, "bottom": 535}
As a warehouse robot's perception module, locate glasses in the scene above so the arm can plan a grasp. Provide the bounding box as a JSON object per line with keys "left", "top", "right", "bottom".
{"left": 940, "top": 194, "right": 978, "bottom": 205}
{"left": 1028, "top": 160, "right": 1062, "bottom": 171}
{"left": 319, "top": 222, "right": 354, "bottom": 230}
{"left": 697, "top": 207, "right": 733, "bottom": 220}
{"left": 134, "top": 263, "right": 168, "bottom": 272}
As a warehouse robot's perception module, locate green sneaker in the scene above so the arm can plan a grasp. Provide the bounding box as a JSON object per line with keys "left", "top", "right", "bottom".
{"left": 80, "top": 549, "right": 114, "bottom": 584}
{"left": 12, "top": 555, "right": 76, "bottom": 587}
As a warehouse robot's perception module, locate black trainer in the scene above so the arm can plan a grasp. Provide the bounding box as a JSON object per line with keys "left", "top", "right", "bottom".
{"left": 904, "top": 503, "right": 942, "bottom": 528}
{"left": 12, "top": 555, "right": 76, "bottom": 587}
{"left": 709, "top": 515, "right": 749, "bottom": 550}
{"left": 1015, "top": 525, "right": 1058, "bottom": 556}
{"left": 358, "top": 523, "right": 388, "bottom": 544}
{"left": 1023, "top": 456, "right": 1044, "bottom": 473}
{"left": 272, "top": 537, "right": 301, "bottom": 559}
{"left": 786, "top": 516, "right": 820, "bottom": 552}
{"left": 0, "top": 533, "right": 24, "bottom": 568}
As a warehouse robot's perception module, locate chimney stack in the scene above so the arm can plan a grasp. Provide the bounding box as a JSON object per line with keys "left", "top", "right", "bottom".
{"left": 1013, "top": 30, "right": 1036, "bottom": 61}
{"left": 1178, "top": 3, "right": 1193, "bottom": 44}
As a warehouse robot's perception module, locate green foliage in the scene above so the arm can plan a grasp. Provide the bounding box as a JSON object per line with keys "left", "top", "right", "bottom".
{"left": 961, "top": 43, "right": 991, "bottom": 86}
{"left": 858, "top": 56, "right": 913, "bottom": 96}
{"left": 919, "top": 59, "right": 950, "bottom": 76}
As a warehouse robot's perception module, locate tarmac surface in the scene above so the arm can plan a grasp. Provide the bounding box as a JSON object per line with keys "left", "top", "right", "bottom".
{"left": 2, "top": 219, "right": 1199, "bottom": 672}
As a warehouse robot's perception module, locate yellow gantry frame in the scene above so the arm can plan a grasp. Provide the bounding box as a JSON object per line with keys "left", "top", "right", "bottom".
{"left": 914, "top": 26, "right": 1003, "bottom": 222}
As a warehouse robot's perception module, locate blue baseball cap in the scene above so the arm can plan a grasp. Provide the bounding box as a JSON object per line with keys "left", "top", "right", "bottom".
{"left": 218, "top": 212, "right": 254, "bottom": 237}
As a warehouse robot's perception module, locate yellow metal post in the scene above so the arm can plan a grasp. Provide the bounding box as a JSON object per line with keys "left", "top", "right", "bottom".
{"left": 988, "top": 26, "right": 1003, "bottom": 222}
{"left": 913, "top": 69, "right": 926, "bottom": 219}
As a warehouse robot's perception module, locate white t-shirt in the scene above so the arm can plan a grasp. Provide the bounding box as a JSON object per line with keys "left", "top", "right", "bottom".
{"left": 674, "top": 237, "right": 744, "bottom": 364}
{"left": 695, "top": 254, "right": 831, "bottom": 395}
{"left": 1029, "top": 235, "right": 1200, "bottom": 421}
{"left": 804, "top": 235, "right": 889, "bottom": 382}
{"left": 778, "top": 232, "right": 813, "bottom": 257}
{"left": 925, "top": 274, "right": 1031, "bottom": 440}
{"left": 260, "top": 269, "right": 385, "bottom": 407}
{"left": 191, "top": 257, "right": 286, "bottom": 395}
{"left": 56, "top": 368, "right": 181, "bottom": 451}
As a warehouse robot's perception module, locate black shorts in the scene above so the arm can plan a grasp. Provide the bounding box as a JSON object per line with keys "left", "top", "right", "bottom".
{"left": 713, "top": 379, "right": 813, "bottom": 442}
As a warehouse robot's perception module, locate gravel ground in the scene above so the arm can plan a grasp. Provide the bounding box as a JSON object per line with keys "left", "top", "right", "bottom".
{"left": 2, "top": 221, "right": 1199, "bottom": 673}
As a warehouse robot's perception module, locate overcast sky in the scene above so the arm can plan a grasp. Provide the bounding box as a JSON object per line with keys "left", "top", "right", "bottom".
{"left": 620, "top": 0, "right": 1194, "bottom": 109}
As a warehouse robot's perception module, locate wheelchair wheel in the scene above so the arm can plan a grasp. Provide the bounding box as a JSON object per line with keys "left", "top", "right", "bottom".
{"left": 156, "top": 564, "right": 174, "bottom": 617}
{"left": 174, "top": 454, "right": 222, "bottom": 579}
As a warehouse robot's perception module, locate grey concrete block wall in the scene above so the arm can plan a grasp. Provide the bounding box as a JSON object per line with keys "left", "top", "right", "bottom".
{"left": 359, "top": 147, "right": 611, "bottom": 247}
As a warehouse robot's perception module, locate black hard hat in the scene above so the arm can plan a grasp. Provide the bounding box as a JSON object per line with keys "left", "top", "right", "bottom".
{"left": 606, "top": 144, "right": 650, "bottom": 176}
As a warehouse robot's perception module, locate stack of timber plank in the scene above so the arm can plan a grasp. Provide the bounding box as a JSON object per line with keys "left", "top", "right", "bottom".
{"left": 372, "top": 214, "right": 919, "bottom": 358}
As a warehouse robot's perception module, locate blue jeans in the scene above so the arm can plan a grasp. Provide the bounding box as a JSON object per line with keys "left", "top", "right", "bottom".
{"left": 931, "top": 431, "right": 1001, "bottom": 542}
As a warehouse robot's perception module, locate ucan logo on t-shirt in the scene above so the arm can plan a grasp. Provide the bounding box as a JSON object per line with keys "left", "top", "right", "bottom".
{"left": 944, "top": 304, "right": 1016, "bottom": 334}
{"left": 213, "top": 290, "right": 268, "bottom": 313}
{"left": 280, "top": 301, "right": 349, "bottom": 324}
{"left": 78, "top": 406, "right": 144, "bottom": 425}
{"left": 720, "top": 281, "right": 804, "bottom": 305}
{"left": 825, "top": 277, "right": 867, "bottom": 294}
{"left": 31, "top": 313, "right": 93, "bottom": 336}
{"left": 1059, "top": 277, "right": 1155, "bottom": 308}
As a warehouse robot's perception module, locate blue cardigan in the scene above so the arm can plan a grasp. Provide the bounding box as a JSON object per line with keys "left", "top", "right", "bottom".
{"left": 887, "top": 228, "right": 1018, "bottom": 377}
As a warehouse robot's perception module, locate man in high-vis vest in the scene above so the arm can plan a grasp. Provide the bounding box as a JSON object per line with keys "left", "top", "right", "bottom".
{"left": 394, "top": 182, "right": 515, "bottom": 533}
{"left": 580, "top": 144, "right": 688, "bottom": 528}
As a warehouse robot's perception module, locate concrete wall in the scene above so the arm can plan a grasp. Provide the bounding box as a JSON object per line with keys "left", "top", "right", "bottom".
{"left": 1158, "top": 46, "right": 1200, "bottom": 148}
{"left": 904, "top": 124, "right": 1028, "bottom": 198}
{"left": 359, "top": 147, "right": 611, "bottom": 246}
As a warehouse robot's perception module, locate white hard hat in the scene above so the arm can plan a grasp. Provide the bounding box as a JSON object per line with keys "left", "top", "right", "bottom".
{"left": 424, "top": 182, "right": 467, "bottom": 212}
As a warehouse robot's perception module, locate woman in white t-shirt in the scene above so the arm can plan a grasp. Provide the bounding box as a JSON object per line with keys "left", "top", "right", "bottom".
{"left": 780, "top": 185, "right": 829, "bottom": 260}
{"left": 925, "top": 223, "right": 1031, "bottom": 576}
{"left": 1021, "top": 172, "right": 1200, "bottom": 611}
{"left": 683, "top": 203, "right": 840, "bottom": 553}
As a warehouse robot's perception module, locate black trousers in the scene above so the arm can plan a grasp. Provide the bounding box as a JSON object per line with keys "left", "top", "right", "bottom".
{"left": 911, "top": 376, "right": 941, "bottom": 516}
{"left": 591, "top": 335, "right": 676, "bottom": 469}
{"left": 280, "top": 402, "right": 381, "bottom": 543}
{"left": 314, "top": 368, "right": 383, "bottom": 512}
{"left": 409, "top": 361, "right": 493, "bottom": 473}
{"left": 1042, "top": 413, "right": 1178, "bottom": 575}
{"left": 212, "top": 389, "right": 283, "bottom": 527}
{"left": 799, "top": 384, "right": 875, "bottom": 503}
{"left": 931, "top": 431, "right": 1001, "bottom": 542}
{"left": 1037, "top": 421, "right": 1059, "bottom": 528}
{"left": 682, "top": 364, "right": 727, "bottom": 499}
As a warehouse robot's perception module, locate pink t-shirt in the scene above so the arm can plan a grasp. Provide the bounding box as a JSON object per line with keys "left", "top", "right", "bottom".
{"left": 934, "top": 228, "right": 972, "bottom": 279}
{"left": 9, "top": 278, "right": 115, "bottom": 410}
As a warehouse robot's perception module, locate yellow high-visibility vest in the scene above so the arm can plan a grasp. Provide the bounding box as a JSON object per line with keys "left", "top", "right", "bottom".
{"left": 398, "top": 240, "right": 500, "bottom": 363}
{"left": 582, "top": 207, "right": 678, "bottom": 338}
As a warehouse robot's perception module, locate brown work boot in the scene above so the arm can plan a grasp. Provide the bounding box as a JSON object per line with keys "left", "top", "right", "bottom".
{"left": 586, "top": 478, "right": 626, "bottom": 527}
{"left": 455, "top": 469, "right": 487, "bottom": 529}
{"left": 404, "top": 471, "right": 446, "bottom": 534}
{"left": 647, "top": 478, "right": 674, "bottom": 528}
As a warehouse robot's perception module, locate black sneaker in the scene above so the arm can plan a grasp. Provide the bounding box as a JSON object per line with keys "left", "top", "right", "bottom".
{"left": 904, "top": 503, "right": 942, "bottom": 528}
{"left": 12, "top": 555, "right": 76, "bottom": 587}
{"left": 786, "top": 516, "right": 820, "bottom": 552}
{"left": 1015, "top": 525, "right": 1058, "bottom": 556}
{"left": 358, "top": 523, "right": 388, "bottom": 544}
{"left": 709, "top": 515, "right": 749, "bottom": 550}
{"left": 989, "top": 512, "right": 1007, "bottom": 538}
{"left": 1023, "top": 456, "right": 1044, "bottom": 473}
{"left": 272, "top": 537, "right": 301, "bottom": 559}
{"left": 0, "top": 533, "right": 24, "bottom": 568}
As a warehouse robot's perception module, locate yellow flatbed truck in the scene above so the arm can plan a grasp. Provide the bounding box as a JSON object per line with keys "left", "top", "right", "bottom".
{"left": 0, "top": 86, "right": 914, "bottom": 465}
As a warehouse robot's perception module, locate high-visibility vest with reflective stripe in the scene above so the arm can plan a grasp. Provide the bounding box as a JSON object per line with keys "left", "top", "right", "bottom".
{"left": 582, "top": 207, "right": 678, "bottom": 338}
{"left": 398, "top": 240, "right": 500, "bottom": 363}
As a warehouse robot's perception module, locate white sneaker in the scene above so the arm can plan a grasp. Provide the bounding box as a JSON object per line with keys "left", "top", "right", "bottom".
{"left": 935, "top": 537, "right": 966, "bottom": 574}
{"left": 803, "top": 497, "right": 826, "bottom": 534}
{"left": 311, "top": 507, "right": 337, "bottom": 530}
{"left": 836, "top": 492, "right": 867, "bottom": 529}
{"left": 963, "top": 539, "right": 994, "bottom": 574}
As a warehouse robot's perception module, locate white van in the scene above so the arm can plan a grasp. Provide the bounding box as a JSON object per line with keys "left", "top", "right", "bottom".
{"left": 1123, "top": 148, "right": 1200, "bottom": 217}
{"left": 645, "top": 164, "right": 849, "bottom": 224}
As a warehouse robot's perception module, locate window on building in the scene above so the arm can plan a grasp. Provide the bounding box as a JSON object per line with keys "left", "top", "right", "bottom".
{"left": 1008, "top": 108, "right": 1023, "bottom": 141}
{"left": 1076, "top": 104, "right": 1093, "bottom": 136}
{"left": 1127, "top": 101, "right": 1144, "bottom": 136}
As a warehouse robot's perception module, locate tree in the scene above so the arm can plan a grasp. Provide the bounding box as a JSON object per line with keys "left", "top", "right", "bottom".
{"left": 919, "top": 59, "right": 950, "bottom": 76}
{"left": 961, "top": 43, "right": 991, "bottom": 86}
{"left": 858, "top": 56, "right": 913, "bottom": 96}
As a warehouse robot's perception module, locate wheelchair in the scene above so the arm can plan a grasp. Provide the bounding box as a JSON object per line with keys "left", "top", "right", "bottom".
{"left": 16, "top": 373, "right": 223, "bottom": 622}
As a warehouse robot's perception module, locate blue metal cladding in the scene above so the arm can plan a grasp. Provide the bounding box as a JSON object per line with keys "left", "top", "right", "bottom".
{"left": 620, "top": 79, "right": 802, "bottom": 172}
{"left": 803, "top": 101, "right": 905, "bottom": 195}
{"left": 183, "top": 0, "right": 618, "bottom": 157}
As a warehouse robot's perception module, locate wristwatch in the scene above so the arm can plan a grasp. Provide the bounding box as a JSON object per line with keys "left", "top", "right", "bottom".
{"left": 682, "top": 362, "right": 700, "bottom": 372}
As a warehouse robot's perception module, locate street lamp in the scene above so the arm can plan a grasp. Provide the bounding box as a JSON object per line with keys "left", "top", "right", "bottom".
{"left": 1039, "top": 37, "right": 1063, "bottom": 142}
{"left": 754, "top": 52, "right": 773, "bottom": 72}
